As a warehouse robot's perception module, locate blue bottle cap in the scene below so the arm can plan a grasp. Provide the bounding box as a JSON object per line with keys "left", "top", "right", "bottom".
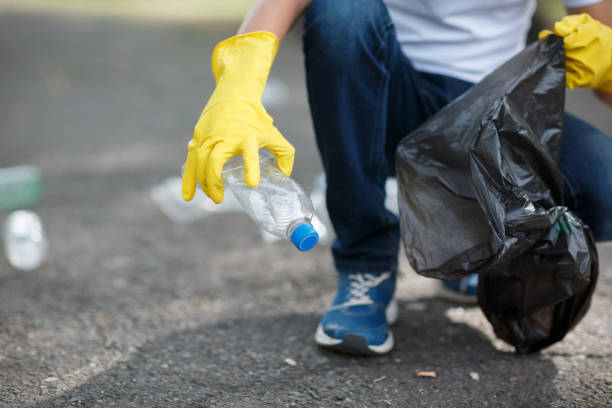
{"left": 290, "top": 223, "right": 319, "bottom": 252}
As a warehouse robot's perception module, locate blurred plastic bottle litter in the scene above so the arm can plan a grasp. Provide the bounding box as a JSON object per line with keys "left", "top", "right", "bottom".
{"left": 0, "top": 166, "right": 43, "bottom": 211}
{"left": 3, "top": 210, "right": 48, "bottom": 271}
{"left": 151, "top": 177, "right": 242, "bottom": 224}
{"left": 384, "top": 178, "right": 399, "bottom": 215}
{"left": 221, "top": 150, "right": 319, "bottom": 251}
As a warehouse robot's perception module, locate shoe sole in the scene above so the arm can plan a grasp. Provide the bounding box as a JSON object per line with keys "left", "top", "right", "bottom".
{"left": 314, "top": 300, "right": 398, "bottom": 355}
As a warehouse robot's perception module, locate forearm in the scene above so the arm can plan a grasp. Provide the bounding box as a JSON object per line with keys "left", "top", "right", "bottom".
{"left": 566, "top": 0, "right": 612, "bottom": 26}
{"left": 238, "top": 0, "right": 312, "bottom": 43}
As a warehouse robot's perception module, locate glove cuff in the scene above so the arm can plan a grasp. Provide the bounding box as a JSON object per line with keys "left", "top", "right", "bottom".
{"left": 211, "top": 31, "right": 279, "bottom": 99}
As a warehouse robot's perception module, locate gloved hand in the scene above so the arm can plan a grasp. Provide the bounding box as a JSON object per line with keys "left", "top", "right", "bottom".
{"left": 181, "top": 31, "right": 295, "bottom": 204}
{"left": 539, "top": 13, "right": 612, "bottom": 92}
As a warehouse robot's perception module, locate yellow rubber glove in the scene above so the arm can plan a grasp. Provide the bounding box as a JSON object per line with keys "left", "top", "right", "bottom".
{"left": 181, "top": 31, "right": 295, "bottom": 204}
{"left": 539, "top": 13, "right": 612, "bottom": 92}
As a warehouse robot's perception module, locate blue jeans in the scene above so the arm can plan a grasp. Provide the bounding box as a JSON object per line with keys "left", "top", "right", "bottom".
{"left": 303, "top": 0, "right": 612, "bottom": 274}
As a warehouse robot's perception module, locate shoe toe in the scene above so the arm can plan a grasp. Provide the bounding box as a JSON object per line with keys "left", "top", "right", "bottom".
{"left": 320, "top": 307, "right": 390, "bottom": 346}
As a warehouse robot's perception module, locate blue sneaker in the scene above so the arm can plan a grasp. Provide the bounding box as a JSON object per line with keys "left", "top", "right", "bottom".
{"left": 315, "top": 271, "right": 397, "bottom": 355}
{"left": 438, "top": 274, "right": 479, "bottom": 304}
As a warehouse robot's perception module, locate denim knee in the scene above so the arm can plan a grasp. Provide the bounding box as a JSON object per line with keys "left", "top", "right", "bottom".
{"left": 303, "top": 0, "right": 393, "bottom": 68}
{"left": 583, "top": 174, "right": 612, "bottom": 242}
{"left": 591, "top": 204, "right": 612, "bottom": 242}
{"left": 560, "top": 114, "right": 612, "bottom": 242}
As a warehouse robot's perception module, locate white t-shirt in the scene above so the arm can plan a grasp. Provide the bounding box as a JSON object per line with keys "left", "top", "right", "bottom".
{"left": 383, "top": 0, "right": 601, "bottom": 83}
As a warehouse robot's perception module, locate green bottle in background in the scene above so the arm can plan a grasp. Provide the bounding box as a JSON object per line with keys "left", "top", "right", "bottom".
{"left": 0, "top": 166, "right": 43, "bottom": 211}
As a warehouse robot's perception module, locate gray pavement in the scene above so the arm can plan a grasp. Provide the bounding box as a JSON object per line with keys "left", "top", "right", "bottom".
{"left": 0, "top": 11, "right": 611, "bottom": 408}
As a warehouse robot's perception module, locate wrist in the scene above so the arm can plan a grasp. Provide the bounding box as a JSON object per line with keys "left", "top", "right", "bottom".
{"left": 211, "top": 31, "right": 278, "bottom": 98}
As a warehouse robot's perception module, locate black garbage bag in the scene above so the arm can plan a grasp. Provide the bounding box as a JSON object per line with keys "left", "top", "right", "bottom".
{"left": 395, "top": 36, "right": 599, "bottom": 354}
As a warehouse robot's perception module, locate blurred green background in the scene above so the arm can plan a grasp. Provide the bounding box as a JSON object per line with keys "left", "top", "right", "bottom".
{"left": 0, "top": 0, "right": 570, "bottom": 24}
{"left": 2, "top": 0, "right": 607, "bottom": 42}
{"left": 0, "top": 0, "right": 256, "bottom": 22}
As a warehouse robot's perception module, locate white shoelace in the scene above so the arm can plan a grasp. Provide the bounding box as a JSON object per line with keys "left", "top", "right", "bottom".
{"left": 330, "top": 272, "right": 392, "bottom": 310}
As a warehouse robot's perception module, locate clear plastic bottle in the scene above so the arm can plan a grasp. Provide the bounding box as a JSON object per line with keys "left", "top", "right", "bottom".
{"left": 221, "top": 150, "right": 319, "bottom": 251}
{"left": 3, "top": 210, "right": 48, "bottom": 271}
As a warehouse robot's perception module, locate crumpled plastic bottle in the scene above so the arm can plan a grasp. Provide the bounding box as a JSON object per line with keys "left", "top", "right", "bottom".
{"left": 221, "top": 150, "right": 319, "bottom": 251}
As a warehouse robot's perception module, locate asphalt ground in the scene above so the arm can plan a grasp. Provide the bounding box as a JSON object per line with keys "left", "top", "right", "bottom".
{"left": 0, "top": 11, "right": 611, "bottom": 408}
